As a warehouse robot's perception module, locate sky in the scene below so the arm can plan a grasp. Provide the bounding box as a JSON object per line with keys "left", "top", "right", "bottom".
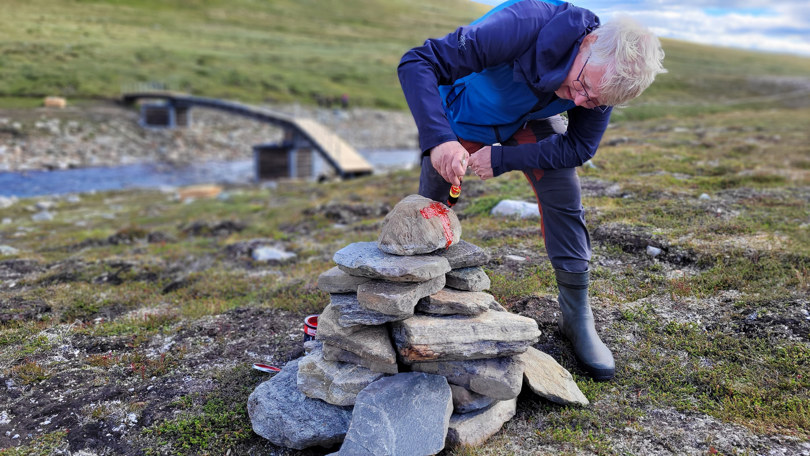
{"left": 473, "top": 0, "right": 810, "bottom": 57}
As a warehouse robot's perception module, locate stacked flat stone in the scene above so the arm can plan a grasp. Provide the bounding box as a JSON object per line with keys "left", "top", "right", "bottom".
{"left": 248, "top": 195, "right": 588, "bottom": 454}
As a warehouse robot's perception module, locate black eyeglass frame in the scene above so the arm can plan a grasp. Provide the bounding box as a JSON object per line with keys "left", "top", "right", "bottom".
{"left": 571, "top": 55, "right": 610, "bottom": 113}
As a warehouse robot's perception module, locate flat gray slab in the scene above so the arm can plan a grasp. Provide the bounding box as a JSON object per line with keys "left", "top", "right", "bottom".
{"left": 392, "top": 310, "right": 541, "bottom": 363}
{"left": 445, "top": 266, "right": 491, "bottom": 292}
{"left": 297, "top": 343, "right": 386, "bottom": 406}
{"left": 323, "top": 342, "right": 399, "bottom": 374}
{"left": 247, "top": 359, "right": 353, "bottom": 450}
{"left": 335, "top": 372, "right": 453, "bottom": 456}
{"left": 446, "top": 398, "right": 517, "bottom": 448}
{"left": 412, "top": 356, "right": 524, "bottom": 400}
{"left": 334, "top": 242, "right": 450, "bottom": 282}
{"left": 450, "top": 384, "right": 497, "bottom": 414}
{"left": 434, "top": 240, "right": 490, "bottom": 268}
{"left": 317, "top": 304, "right": 397, "bottom": 365}
{"left": 330, "top": 292, "right": 408, "bottom": 326}
{"left": 416, "top": 287, "right": 495, "bottom": 316}
{"left": 358, "top": 275, "right": 445, "bottom": 317}
{"left": 318, "top": 266, "right": 372, "bottom": 293}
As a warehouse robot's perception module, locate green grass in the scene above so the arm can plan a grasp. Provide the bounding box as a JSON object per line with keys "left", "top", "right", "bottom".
{"left": 2, "top": 1, "right": 810, "bottom": 113}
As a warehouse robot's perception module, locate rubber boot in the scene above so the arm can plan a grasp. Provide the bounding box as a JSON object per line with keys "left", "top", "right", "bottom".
{"left": 556, "top": 269, "right": 615, "bottom": 381}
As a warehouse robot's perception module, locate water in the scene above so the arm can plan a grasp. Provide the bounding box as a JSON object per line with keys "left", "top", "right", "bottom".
{"left": 0, "top": 149, "right": 420, "bottom": 198}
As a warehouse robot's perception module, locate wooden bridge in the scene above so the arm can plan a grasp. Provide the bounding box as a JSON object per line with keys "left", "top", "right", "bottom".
{"left": 121, "top": 92, "right": 373, "bottom": 180}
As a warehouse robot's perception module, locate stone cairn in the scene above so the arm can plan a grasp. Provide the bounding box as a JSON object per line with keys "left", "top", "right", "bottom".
{"left": 248, "top": 194, "right": 589, "bottom": 455}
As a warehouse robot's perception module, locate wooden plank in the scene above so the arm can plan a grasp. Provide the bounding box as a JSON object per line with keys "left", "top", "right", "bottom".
{"left": 291, "top": 117, "right": 373, "bottom": 175}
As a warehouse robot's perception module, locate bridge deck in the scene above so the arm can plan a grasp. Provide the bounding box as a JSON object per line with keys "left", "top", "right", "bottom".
{"left": 122, "top": 92, "right": 373, "bottom": 177}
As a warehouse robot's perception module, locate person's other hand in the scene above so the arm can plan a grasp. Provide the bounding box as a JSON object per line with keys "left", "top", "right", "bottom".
{"left": 430, "top": 141, "right": 469, "bottom": 186}
{"left": 469, "top": 146, "right": 493, "bottom": 180}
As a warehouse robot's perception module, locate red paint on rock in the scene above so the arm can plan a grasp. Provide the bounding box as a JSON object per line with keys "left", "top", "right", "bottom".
{"left": 419, "top": 202, "right": 454, "bottom": 248}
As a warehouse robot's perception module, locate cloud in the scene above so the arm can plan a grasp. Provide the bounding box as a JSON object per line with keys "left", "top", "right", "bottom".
{"left": 472, "top": 0, "right": 810, "bottom": 56}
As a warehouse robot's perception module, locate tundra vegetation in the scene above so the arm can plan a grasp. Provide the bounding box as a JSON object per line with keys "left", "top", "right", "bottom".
{"left": 1, "top": 0, "right": 810, "bottom": 455}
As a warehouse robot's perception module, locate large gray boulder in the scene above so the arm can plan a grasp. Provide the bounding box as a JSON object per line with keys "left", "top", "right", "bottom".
{"left": 434, "top": 240, "right": 490, "bottom": 268}
{"left": 411, "top": 356, "right": 524, "bottom": 400}
{"left": 247, "top": 359, "right": 353, "bottom": 450}
{"left": 446, "top": 398, "right": 517, "bottom": 448}
{"left": 357, "top": 275, "right": 445, "bottom": 317}
{"left": 335, "top": 372, "right": 453, "bottom": 456}
{"left": 334, "top": 242, "right": 451, "bottom": 282}
{"left": 416, "top": 288, "right": 496, "bottom": 316}
{"left": 392, "top": 310, "right": 541, "bottom": 363}
{"left": 377, "top": 194, "right": 461, "bottom": 255}
{"left": 519, "top": 347, "right": 589, "bottom": 406}
{"left": 445, "top": 266, "right": 491, "bottom": 292}
{"left": 316, "top": 304, "right": 398, "bottom": 366}
{"left": 297, "top": 344, "right": 386, "bottom": 406}
{"left": 318, "top": 266, "right": 372, "bottom": 293}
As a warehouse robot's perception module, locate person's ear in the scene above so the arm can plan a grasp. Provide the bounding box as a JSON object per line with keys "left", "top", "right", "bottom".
{"left": 582, "top": 33, "right": 597, "bottom": 49}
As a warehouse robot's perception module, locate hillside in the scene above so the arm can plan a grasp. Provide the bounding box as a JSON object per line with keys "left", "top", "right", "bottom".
{"left": 2, "top": 0, "right": 810, "bottom": 114}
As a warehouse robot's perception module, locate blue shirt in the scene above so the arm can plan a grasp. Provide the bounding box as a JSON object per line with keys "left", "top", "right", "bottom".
{"left": 398, "top": 0, "right": 612, "bottom": 176}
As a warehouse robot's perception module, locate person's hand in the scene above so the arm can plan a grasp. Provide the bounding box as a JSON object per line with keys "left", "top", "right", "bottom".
{"left": 429, "top": 141, "right": 469, "bottom": 186}
{"left": 469, "top": 146, "right": 493, "bottom": 180}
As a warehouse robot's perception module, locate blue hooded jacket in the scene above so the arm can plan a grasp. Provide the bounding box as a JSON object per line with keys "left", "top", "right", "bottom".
{"left": 398, "top": 0, "right": 611, "bottom": 176}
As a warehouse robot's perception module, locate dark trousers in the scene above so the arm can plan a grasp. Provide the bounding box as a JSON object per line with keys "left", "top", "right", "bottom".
{"left": 418, "top": 116, "right": 590, "bottom": 273}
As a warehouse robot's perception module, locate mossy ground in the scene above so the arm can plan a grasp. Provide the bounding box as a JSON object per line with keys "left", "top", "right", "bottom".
{"left": 1, "top": 106, "right": 810, "bottom": 455}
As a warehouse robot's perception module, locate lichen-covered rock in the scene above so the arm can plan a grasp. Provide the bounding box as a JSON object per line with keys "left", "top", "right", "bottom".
{"left": 434, "top": 240, "right": 490, "bottom": 268}
{"left": 446, "top": 398, "right": 517, "bottom": 448}
{"left": 357, "top": 275, "right": 445, "bottom": 317}
{"left": 412, "top": 356, "right": 524, "bottom": 400}
{"left": 316, "top": 304, "right": 397, "bottom": 366}
{"left": 377, "top": 194, "right": 461, "bottom": 255}
{"left": 416, "top": 288, "right": 496, "bottom": 316}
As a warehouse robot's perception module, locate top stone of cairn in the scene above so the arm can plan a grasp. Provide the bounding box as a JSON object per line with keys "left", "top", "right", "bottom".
{"left": 378, "top": 194, "right": 461, "bottom": 256}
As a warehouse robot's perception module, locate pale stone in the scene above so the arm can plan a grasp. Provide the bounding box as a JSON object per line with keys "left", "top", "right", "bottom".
{"left": 434, "top": 240, "right": 490, "bottom": 268}
{"left": 335, "top": 373, "right": 452, "bottom": 456}
{"left": 446, "top": 398, "right": 517, "bottom": 448}
{"left": 0, "top": 245, "right": 19, "bottom": 256}
{"left": 416, "top": 288, "right": 495, "bottom": 316}
{"left": 247, "top": 359, "right": 352, "bottom": 450}
{"left": 450, "top": 384, "right": 497, "bottom": 414}
{"left": 392, "top": 310, "right": 541, "bottom": 363}
{"left": 252, "top": 246, "right": 295, "bottom": 262}
{"left": 411, "top": 356, "right": 523, "bottom": 400}
{"left": 297, "top": 344, "right": 385, "bottom": 406}
{"left": 316, "top": 304, "right": 397, "bottom": 366}
{"left": 330, "top": 293, "right": 406, "bottom": 326}
{"left": 519, "top": 347, "right": 589, "bottom": 406}
{"left": 334, "top": 241, "right": 450, "bottom": 282}
{"left": 318, "top": 266, "right": 371, "bottom": 293}
{"left": 322, "top": 342, "right": 398, "bottom": 374}
{"left": 357, "top": 275, "right": 445, "bottom": 317}
{"left": 445, "top": 266, "right": 491, "bottom": 292}
{"left": 377, "top": 194, "right": 461, "bottom": 255}
{"left": 490, "top": 200, "right": 540, "bottom": 218}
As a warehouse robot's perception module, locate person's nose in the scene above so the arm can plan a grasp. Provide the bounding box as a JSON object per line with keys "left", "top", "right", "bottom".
{"left": 574, "top": 92, "right": 590, "bottom": 108}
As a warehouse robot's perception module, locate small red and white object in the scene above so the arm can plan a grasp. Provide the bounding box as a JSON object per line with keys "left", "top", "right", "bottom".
{"left": 303, "top": 314, "right": 319, "bottom": 342}
{"left": 252, "top": 363, "right": 281, "bottom": 374}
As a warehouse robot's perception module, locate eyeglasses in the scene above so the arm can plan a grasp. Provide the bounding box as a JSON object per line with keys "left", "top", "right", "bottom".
{"left": 572, "top": 55, "right": 610, "bottom": 113}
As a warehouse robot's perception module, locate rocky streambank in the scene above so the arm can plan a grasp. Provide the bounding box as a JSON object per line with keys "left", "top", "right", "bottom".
{"left": 0, "top": 101, "right": 419, "bottom": 172}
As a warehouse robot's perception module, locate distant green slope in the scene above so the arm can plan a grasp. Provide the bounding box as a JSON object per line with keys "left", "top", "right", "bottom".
{"left": 2, "top": 0, "right": 809, "bottom": 113}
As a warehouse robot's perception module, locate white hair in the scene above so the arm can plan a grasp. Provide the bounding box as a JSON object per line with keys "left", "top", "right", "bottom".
{"left": 588, "top": 16, "right": 667, "bottom": 106}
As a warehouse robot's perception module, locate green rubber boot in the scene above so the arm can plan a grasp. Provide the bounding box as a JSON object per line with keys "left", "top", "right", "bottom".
{"left": 556, "top": 269, "right": 615, "bottom": 380}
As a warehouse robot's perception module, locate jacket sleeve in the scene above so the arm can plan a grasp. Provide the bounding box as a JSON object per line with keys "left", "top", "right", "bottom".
{"left": 490, "top": 105, "right": 611, "bottom": 173}
{"left": 398, "top": 2, "right": 562, "bottom": 153}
